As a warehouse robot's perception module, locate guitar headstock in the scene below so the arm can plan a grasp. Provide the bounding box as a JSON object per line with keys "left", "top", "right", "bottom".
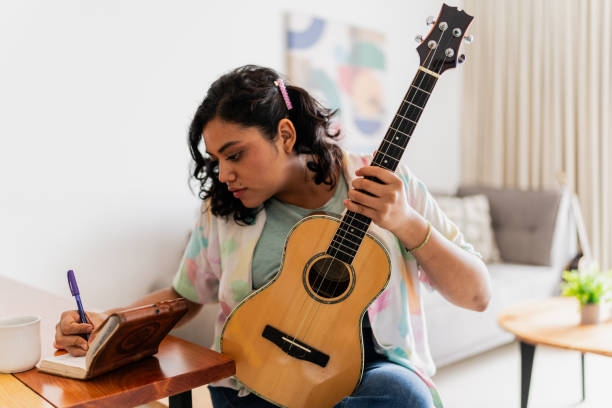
{"left": 416, "top": 3, "right": 473, "bottom": 75}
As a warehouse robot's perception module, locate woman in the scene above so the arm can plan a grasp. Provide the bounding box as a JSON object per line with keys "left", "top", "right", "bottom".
{"left": 54, "top": 65, "right": 491, "bottom": 407}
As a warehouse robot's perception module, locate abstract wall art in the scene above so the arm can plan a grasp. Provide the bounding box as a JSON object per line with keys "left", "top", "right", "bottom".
{"left": 286, "top": 14, "right": 387, "bottom": 153}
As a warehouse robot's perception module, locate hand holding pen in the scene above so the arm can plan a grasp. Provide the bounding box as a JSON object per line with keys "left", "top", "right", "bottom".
{"left": 67, "top": 269, "right": 89, "bottom": 341}
{"left": 53, "top": 270, "right": 109, "bottom": 356}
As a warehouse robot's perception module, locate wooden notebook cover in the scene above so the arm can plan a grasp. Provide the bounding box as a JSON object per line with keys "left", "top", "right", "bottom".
{"left": 86, "top": 298, "right": 188, "bottom": 378}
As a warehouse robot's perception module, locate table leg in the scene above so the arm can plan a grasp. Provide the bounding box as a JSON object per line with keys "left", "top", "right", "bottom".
{"left": 169, "top": 390, "right": 192, "bottom": 408}
{"left": 581, "top": 353, "right": 585, "bottom": 401}
{"left": 520, "top": 341, "right": 536, "bottom": 408}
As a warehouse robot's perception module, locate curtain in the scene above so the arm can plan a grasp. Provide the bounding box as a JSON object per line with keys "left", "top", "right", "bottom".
{"left": 461, "top": 0, "right": 612, "bottom": 270}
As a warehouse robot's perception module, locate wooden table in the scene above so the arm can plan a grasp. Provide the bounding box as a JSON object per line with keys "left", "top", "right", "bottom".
{"left": 498, "top": 297, "right": 612, "bottom": 408}
{"left": 0, "top": 276, "right": 235, "bottom": 408}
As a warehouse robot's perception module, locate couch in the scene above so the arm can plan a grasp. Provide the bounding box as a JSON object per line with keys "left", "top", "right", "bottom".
{"left": 424, "top": 186, "right": 578, "bottom": 367}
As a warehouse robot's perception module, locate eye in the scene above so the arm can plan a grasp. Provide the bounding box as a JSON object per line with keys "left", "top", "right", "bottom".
{"left": 227, "top": 151, "right": 242, "bottom": 161}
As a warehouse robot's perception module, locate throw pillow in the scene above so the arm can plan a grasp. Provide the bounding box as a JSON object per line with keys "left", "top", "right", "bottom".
{"left": 433, "top": 194, "right": 502, "bottom": 263}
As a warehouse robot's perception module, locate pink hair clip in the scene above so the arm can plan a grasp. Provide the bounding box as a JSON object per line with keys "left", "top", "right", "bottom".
{"left": 274, "top": 78, "right": 293, "bottom": 110}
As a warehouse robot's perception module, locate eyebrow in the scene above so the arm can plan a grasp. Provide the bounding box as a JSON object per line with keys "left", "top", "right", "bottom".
{"left": 206, "top": 141, "right": 240, "bottom": 156}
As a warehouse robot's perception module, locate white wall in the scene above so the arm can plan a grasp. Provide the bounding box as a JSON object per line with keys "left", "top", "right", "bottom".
{"left": 0, "top": 0, "right": 464, "bottom": 310}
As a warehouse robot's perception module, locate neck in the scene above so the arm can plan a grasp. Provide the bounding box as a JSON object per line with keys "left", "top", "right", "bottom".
{"left": 326, "top": 68, "right": 439, "bottom": 265}
{"left": 274, "top": 155, "right": 338, "bottom": 209}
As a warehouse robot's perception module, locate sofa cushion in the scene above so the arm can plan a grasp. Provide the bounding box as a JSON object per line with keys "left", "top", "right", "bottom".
{"left": 423, "top": 262, "right": 562, "bottom": 366}
{"left": 433, "top": 194, "right": 501, "bottom": 263}
{"left": 458, "top": 186, "right": 562, "bottom": 266}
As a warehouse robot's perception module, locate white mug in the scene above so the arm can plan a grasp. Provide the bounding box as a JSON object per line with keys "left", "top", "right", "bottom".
{"left": 0, "top": 315, "right": 41, "bottom": 373}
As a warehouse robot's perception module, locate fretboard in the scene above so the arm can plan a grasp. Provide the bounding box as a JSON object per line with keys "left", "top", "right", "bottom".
{"left": 326, "top": 68, "right": 439, "bottom": 264}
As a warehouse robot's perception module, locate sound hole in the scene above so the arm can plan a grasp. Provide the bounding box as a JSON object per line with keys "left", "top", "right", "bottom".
{"left": 307, "top": 257, "right": 351, "bottom": 299}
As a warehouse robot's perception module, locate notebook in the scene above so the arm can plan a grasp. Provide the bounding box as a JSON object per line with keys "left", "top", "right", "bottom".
{"left": 39, "top": 298, "right": 188, "bottom": 379}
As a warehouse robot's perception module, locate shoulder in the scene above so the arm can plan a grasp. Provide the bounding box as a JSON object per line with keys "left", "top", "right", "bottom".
{"left": 194, "top": 199, "right": 227, "bottom": 233}
{"left": 341, "top": 149, "right": 372, "bottom": 169}
{"left": 341, "top": 150, "right": 372, "bottom": 181}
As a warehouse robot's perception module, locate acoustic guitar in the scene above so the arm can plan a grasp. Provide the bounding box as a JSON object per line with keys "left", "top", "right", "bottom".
{"left": 221, "top": 4, "right": 473, "bottom": 407}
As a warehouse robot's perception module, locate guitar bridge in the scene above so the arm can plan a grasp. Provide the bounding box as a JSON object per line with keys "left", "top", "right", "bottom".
{"left": 261, "top": 325, "right": 329, "bottom": 368}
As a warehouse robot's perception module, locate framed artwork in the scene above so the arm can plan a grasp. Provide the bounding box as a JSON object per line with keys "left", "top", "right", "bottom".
{"left": 286, "top": 13, "right": 387, "bottom": 153}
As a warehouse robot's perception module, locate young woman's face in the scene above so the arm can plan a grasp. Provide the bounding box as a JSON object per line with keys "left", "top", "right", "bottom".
{"left": 203, "top": 117, "right": 291, "bottom": 208}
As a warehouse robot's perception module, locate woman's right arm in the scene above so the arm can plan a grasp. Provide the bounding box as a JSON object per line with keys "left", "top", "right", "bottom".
{"left": 54, "top": 286, "right": 203, "bottom": 356}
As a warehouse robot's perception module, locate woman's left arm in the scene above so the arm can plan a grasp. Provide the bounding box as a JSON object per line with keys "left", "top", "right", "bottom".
{"left": 344, "top": 165, "right": 492, "bottom": 312}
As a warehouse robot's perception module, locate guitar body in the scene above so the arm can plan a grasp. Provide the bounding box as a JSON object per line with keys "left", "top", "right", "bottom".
{"left": 221, "top": 214, "right": 390, "bottom": 408}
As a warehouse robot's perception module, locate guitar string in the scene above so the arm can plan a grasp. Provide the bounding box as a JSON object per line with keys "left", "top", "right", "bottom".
{"left": 291, "top": 28, "right": 450, "bottom": 351}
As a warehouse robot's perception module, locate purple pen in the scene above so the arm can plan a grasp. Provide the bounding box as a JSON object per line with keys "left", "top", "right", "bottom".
{"left": 67, "top": 269, "right": 89, "bottom": 341}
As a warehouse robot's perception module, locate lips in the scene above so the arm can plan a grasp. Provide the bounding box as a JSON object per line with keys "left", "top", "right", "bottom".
{"left": 229, "top": 188, "right": 247, "bottom": 199}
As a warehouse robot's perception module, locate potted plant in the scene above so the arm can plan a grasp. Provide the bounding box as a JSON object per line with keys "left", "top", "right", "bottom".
{"left": 560, "top": 264, "right": 612, "bottom": 324}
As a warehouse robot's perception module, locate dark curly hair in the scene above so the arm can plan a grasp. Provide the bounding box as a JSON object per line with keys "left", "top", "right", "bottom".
{"left": 188, "top": 65, "right": 343, "bottom": 225}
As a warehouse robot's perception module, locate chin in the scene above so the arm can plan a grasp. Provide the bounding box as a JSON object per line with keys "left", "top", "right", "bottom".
{"left": 238, "top": 197, "right": 262, "bottom": 209}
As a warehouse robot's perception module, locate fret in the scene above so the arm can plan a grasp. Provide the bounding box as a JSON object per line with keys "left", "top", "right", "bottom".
{"left": 373, "top": 152, "right": 399, "bottom": 169}
{"left": 391, "top": 121, "right": 416, "bottom": 137}
{"left": 335, "top": 231, "right": 366, "bottom": 252}
{"left": 326, "top": 250, "right": 353, "bottom": 265}
{"left": 378, "top": 139, "right": 405, "bottom": 160}
{"left": 389, "top": 126, "right": 411, "bottom": 138}
{"left": 342, "top": 214, "right": 370, "bottom": 231}
{"left": 332, "top": 232, "right": 362, "bottom": 248}
{"left": 375, "top": 148, "right": 401, "bottom": 161}
{"left": 414, "top": 70, "right": 438, "bottom": 90}
{"left": 410, "top": 84, "right": 430, "bottom": 95}
{"left": 329, "top": 243, "right": 358, "bottom": 259}
{"left": 405, "top": 87, "right": 429, "bottom": 108}
{"left": 401, "top": 99, "right": 425, "bottom": 115}
{"left": 398, "top": 100, "right": 424, "bottom": 120}
{"left": 395, "top": 112, "right": 418, "bottom": 125}
{"left": 328, "top": 242, "right": 357, "bottom": 258}
{"left": 350, "top": 213, "right": 372, "bottom": 230}
{"left": 390, "top": 117, "right": 417, "bottom": 137}
{"left": 398, "top": 101, "right": 424, "bottom": 124}
{"left": 336, "top": 228, "right": 367, "bottom": 247}
{"left": 337, "top": 222, "right": 368, "bottom": 237}
{"left": 386, "top": 131, "right": 410, "bottom": 147}
{"left": 403, "top": 100, "right": 423, "bottom": 110}
{"left": 331, "top": 235, "right": 360, "bottom": 251}
{"left": 330, "top": 241, "right": 357, "bottom": 257}
{"left": 380, "top": 138, "right": 405, "bottom": 151}
{"left": 389, "top": 120, "right": 417, "bottom": 138}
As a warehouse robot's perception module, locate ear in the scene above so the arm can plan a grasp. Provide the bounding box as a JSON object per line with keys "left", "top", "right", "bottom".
{"left": 277, "top": 118, "right": 296, "bottom": 154}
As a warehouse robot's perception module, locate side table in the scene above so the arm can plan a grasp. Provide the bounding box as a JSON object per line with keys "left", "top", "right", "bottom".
{"left": 498, "top": 297, "right": 612, "bottom": 408}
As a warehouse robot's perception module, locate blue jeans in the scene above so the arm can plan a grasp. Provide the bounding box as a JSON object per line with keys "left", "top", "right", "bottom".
{"left": 209, "top": 325, "right": 434, "bottom": 407}
{"left": 209, "top": 360, "right": 433, "bottom": 407}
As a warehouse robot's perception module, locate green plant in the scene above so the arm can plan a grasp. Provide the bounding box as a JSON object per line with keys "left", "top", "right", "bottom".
{"left": 560, "top": 265, "right": 612, "bottom": 306}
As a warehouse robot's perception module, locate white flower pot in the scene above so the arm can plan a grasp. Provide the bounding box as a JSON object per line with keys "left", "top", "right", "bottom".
{"left": 581, "top": 303, "right": 605, "bottom": 324}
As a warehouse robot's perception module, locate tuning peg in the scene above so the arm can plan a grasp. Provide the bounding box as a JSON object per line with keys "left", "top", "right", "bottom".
{"left": 426, "top": 16, "right": 435, "bottom": 25}
{"left": 415, "top": 34, "right": 424, "bottom": 43}
{"left": 458, "top": 54, "right": 467, "bottom": 64}
{"left": 464, "top": 34, "right": 474, "bottom": 44}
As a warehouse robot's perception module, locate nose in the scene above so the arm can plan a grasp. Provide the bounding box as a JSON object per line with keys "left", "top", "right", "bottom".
{"left": 218, "top": 160, "right": 236, "bottom": 183}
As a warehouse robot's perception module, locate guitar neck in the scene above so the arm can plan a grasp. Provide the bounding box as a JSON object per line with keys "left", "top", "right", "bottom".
{"left": 327, "top": 67, "right": 439, "bottom": 265}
